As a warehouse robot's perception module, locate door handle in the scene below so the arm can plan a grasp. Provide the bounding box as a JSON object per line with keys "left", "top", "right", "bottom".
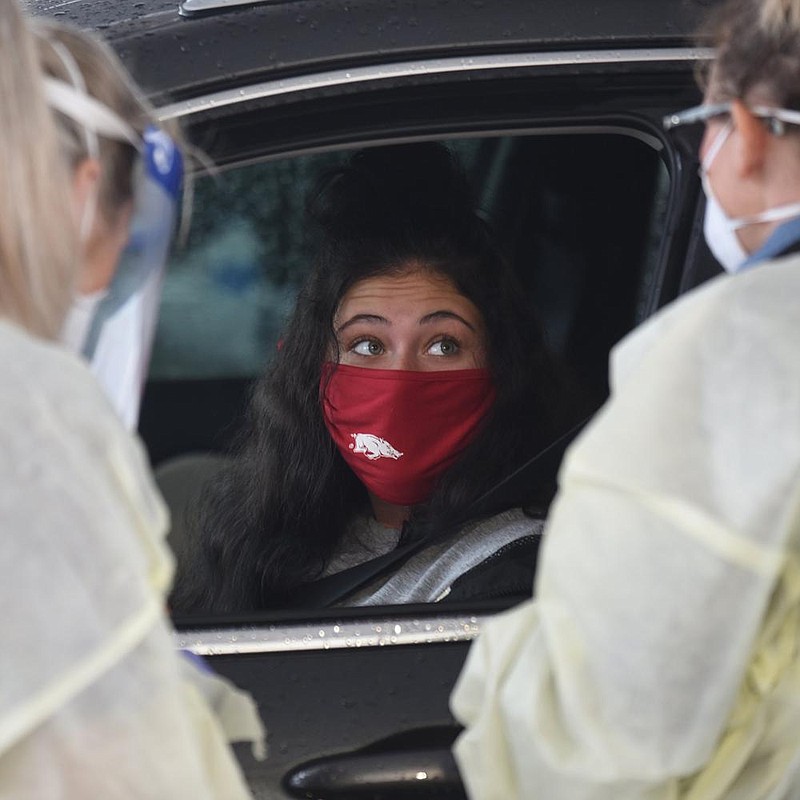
{"left": 283, "top": 726, "right": 466, "bottom": 799}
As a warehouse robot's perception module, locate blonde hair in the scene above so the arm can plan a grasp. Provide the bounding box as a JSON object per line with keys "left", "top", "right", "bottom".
{"left": 0, "top": 5, "right": 167, "bottom": 340}
{"left": 0, "top": 0, "right": 77, "bottom": 339}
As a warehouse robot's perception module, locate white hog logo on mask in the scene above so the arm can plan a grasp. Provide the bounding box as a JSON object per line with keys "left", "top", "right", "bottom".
{"left": 350, "top": 433, "right": 404, "bottom": 461}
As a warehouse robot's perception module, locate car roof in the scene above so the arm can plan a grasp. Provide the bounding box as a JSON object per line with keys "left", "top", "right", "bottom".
{"left": 30, "top": 0, "right": 718, "bottom": 106}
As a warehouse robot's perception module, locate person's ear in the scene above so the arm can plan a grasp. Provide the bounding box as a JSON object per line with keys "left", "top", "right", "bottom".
{"left": 77, "top": 196, "right": 134, "bottom": 294}
{"left": 71, "top": 157, "right": 102, "bottom": 233}
{"left": 730, "top": 100, "right": 768, "bottom": 179}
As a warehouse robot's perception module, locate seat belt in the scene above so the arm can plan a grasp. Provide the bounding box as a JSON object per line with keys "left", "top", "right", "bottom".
{"left": 279, "top": 415, "right": 591, "bottom": 609}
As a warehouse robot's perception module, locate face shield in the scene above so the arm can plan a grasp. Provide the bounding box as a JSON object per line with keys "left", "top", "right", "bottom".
{"left": 82, "top": 127, "right": 183, "bottom": 430}
{"left": 45, "top": 76, "right": 183, "bottom": 430}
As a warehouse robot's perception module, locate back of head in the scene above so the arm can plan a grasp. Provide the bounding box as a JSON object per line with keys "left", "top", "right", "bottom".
{"left": 0, "top": 6, "right": 159, "bottom": 341}
{"left": 32, "top": 19, "right": 156, "bottom": 231}
{"left": 0, "top": 0, "right": 76, "bottom": 339}
{"left": 704, "top": 0, "right": 800, "bottom": 107}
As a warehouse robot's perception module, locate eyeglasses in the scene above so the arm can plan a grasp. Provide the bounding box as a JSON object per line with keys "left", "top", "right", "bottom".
{"left": 663, "top": 101, "right": 800, "bottom": 158}
{"left": 665, "top": 101, "right": 800, "bottom": 132}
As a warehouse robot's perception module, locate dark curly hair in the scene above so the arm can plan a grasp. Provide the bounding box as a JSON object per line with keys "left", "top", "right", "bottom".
{"left": 171, "top": 142, "right": 568, "bottom": 614}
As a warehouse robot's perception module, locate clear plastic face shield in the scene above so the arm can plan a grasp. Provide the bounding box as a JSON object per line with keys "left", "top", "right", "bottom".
{"left": 82, "top": 127, "right": 182, "bottom": 430}
{"left": 45, "top": 77, "right": 183, "bottom": 430}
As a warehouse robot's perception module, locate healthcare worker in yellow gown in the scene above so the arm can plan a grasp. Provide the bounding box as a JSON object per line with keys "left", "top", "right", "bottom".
{"left": 451, "top": 0, "right": 800, "bottom": 797}
{"left": 0, "top": 4, "right": 262, "bottom": 797}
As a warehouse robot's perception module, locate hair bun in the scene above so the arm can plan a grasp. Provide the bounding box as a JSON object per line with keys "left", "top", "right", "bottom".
{"left": 307, "top": 142, "right": 475, "bottom": 238}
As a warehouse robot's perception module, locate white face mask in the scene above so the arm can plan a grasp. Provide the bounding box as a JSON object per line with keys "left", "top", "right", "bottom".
{"left": 701, "top": 120, "right": 800, "bottom": 273}
{"left": 701, "top": 122, "right": 748, "bottom": 273}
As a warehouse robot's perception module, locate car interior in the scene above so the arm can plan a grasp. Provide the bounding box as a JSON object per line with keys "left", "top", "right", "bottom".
{"left": 139, "top": 126, "right": 695, "bottom": 610}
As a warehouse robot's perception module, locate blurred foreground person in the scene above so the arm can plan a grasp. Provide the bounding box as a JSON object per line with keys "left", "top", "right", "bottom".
{"left": 451, "top": 0, "right": 800, "bottom": 797}
{"left": 0, "top": 2, "right": 261, "bottom": 797}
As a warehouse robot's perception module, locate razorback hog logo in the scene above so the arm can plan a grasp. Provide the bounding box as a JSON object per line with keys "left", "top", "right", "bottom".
{"left": 350, "top": 433, "right": 404, "bottom": 461}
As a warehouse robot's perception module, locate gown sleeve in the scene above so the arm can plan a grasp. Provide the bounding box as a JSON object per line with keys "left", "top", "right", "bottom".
{"left": 451, "top": 265, "right": 800, "bottom": 800}
{"left": 0, "top": 331, "right": 262, "bottom": 799}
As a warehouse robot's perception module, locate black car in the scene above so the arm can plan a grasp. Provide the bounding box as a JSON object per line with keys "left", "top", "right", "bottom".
{"left": 33, "top": 1, "right": 719, "bottom": 796}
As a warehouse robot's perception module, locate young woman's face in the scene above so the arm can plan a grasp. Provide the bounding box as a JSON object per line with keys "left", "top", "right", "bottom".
{"left": 334, "top": 268, "right": 488, "bottom": 371}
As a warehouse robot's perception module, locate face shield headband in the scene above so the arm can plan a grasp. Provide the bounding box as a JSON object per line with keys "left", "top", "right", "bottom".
{"left": 46, "top": 77, "right": 183, "bottom": 430}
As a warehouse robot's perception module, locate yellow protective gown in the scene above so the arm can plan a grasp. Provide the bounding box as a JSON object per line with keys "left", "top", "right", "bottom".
{"left": 0, "top": 320, "right": 263, "bottom": 798}
{"left": 451, "top": 253, "right": 800, "bottom": 800}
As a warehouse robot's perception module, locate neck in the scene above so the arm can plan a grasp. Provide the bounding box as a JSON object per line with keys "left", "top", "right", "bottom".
{"left": 368, "top": 494, "right": 410, "bottom": 530}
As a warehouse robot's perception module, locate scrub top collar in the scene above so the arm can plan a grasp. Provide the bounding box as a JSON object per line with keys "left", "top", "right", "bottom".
{"left": 741, "top": 214, "right": 800, "bottom": 270}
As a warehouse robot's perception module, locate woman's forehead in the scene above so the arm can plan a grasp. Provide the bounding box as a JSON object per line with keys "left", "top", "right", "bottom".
{"left": 337, "top": 269, "right": 480, "bottom": 320}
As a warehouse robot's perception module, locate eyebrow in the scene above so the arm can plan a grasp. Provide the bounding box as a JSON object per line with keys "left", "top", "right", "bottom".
{"left": 419, "top": 310, "right": 476, "bottom": 330}
{"left": 337, "top": 309, "right": 477, "bottom": 334}
{"left": 336, "top": 313, "right": 387, "bottom": 333}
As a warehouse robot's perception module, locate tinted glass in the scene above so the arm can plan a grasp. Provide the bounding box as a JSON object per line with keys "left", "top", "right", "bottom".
{"left": 142, "top": 132, "right": 670, "bottom": 613}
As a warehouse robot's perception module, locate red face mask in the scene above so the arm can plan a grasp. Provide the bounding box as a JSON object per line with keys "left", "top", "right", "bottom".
{"left": 321, "top": 363, "right": 496, "bottom": 506}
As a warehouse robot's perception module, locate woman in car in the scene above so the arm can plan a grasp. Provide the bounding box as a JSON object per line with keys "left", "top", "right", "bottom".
{"left": 172, "top": 142, "right": 572, "bottom": 613}
{"left": 451, "top": 0, "right": 800, "bottom": 797}
{"left": 0, "top": 5, "right": 258, "bottom": 796}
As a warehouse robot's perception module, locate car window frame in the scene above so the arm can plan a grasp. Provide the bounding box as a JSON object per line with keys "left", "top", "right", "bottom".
{"left": 157, "top": 44, "right": 711, "bottom": 654}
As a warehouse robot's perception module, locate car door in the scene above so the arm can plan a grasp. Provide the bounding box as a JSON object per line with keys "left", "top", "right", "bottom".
{"left": 36, "top": 2, "right": 719, "bottom": 797}
{"left": 156, "top": 70, "right": 712, "bottom": 800}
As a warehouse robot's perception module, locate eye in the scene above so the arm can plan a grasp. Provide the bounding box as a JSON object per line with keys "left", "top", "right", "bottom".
{"left": 351, "top": 338, "right": 384, "bottom": 357}
{"left": 428, "top": 338, "right": 460, "bottom": 357}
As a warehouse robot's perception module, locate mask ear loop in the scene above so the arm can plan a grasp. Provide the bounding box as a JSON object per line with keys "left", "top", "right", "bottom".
{"left": 701, "top": 119, "right": 733, "bottom": 173}
{"left": 47, "top": 39, "right": 101, "bottom": 242}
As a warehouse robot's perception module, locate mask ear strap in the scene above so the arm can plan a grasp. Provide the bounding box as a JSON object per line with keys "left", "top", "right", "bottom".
{"left": 701, "top": 120, "right": 733, "bottom": 172}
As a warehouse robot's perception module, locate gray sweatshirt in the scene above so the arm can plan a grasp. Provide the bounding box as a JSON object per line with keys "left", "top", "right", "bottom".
{"left": 323, "top": 508, "right": 543, "bottom": 605}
